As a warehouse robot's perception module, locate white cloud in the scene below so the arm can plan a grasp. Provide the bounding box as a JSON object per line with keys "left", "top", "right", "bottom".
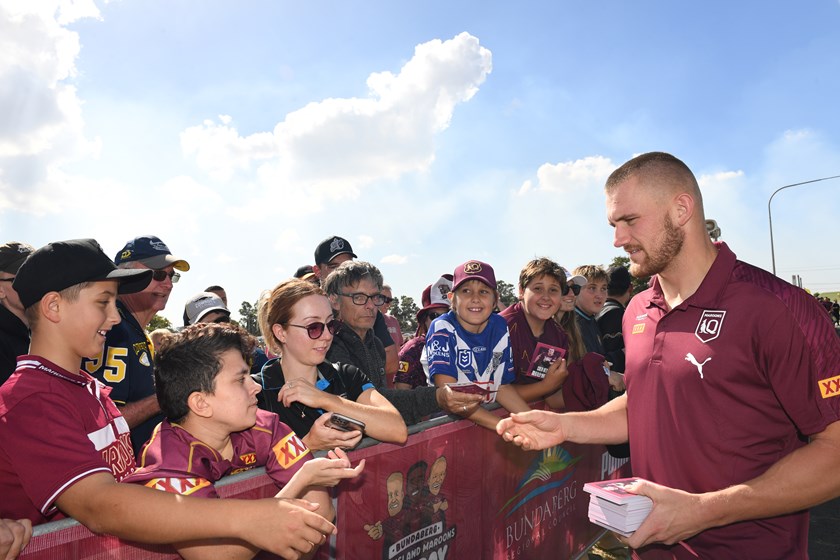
{"left": 181, "top": 32, "right": 492, "bottom": 202}
{"left": 357, "top": 235, "right": 374, "bottom": 250}
{"left": 516, "top": 156, "right": 615, "bottom": 196}
{"left": 0, "top": 1, "right": 100, "bottom": 211}
{"left": 381, "top": 254, "right": 408, "bottom": 264}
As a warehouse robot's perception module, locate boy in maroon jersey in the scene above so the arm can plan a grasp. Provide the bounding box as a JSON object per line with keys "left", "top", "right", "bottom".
{"left": 126, "top": 322, "right": 364, "bottom": 559}
{"left": 0, "top": 239, "right": 337, "bottom": 559}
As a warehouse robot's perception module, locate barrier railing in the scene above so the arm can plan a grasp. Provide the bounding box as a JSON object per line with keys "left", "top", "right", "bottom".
{"left": 21, "top": 405, "right": 630, "bottom": 559}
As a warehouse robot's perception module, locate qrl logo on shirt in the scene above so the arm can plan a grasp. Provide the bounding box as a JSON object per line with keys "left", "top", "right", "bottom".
{"left": 819, "top": 375, "right": 840, "bottom": 399}
{"left": 695, "top": 310, "right": 726, "bottom": 343}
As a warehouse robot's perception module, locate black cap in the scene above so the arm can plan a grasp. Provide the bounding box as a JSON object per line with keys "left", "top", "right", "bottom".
{"left": 314, "top": 236, "right": 357, "bottom": 265}
{"left": 607, "top": 265, "right": 632, "bottom": 295}
{"left": 14, "top": 239, "right": 154, "bottom": 309}
{"left": 294, "top": 264, "right": 315, "bottom": 279}
{"left": 0, "top": 242, "right": 35, "bottom": 274}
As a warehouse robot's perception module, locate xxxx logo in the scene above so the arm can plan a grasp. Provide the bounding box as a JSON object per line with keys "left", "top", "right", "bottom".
{"left": 240, "top": 452, "right": 257, "bottom": 465}
{"left": 464, "top": 261, "right": 482, "bottom": 273}
{"left": 146, "top": 477, "right": 211, "bottom": 496}
{"left": 273, "top": 432, "right": 310, "bottom": 469}
{"left": 632, "top": 323, "right": 645, "bottom": 334}
{"left": 819, "top": 375, "right": 840, "bottom": 399}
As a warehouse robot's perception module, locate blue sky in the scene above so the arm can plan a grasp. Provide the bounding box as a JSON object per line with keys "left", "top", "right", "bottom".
{"left": 2, "top": 0, "right": 839, "bottom": 324}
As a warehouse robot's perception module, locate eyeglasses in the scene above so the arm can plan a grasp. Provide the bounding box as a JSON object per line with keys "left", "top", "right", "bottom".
{"left": 339, "top": 292, "right": 387, "bottom": 306}
{"left": 151, "top": 269, "right": 180, "bottom": 283}
{"left": 0, "top": 276, "right": 14, "bottom": 282}
{"left": 287, "top": 319, "right": 341, "bottom": 339}
{"left": 381, "top": 296, "right": 394, "bottom": 305}
{"left": 426, "top": 310, "right": 444, "bottom": 321}
{"left": 561, "top": 283, "right": 581, "bottom": 296}
{"left": 211, "top": 315, "right": 231, "bottom": 324}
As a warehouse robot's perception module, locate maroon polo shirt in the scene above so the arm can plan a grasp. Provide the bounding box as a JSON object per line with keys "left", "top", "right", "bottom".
{"left": 500, "top": 302, "right": 569, "bottom": 385}
{"left": 624, "top": 242, "right": 840, "bottom": 559}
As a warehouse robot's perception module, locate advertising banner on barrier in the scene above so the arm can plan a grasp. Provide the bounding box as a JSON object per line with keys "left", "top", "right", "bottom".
{"left": 21, "top": 411, "right": 630, "bottom": 559}
{"left": 334, "top": 412, "right": 631, "bottom": 560}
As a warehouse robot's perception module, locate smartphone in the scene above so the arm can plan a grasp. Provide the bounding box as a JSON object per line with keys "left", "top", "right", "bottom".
{"left": 327, "top": 413, "right": 366, "bottom": 433}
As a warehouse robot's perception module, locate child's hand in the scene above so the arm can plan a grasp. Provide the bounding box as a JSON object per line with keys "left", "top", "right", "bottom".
{"left": 542, "top": 358, "right": 569, "bottom": 390}
{"left": 304, "top": 413, "right": 363, "bottom": 451}
{"left": 300, "top": 450, "right": 365, "bottom": 488}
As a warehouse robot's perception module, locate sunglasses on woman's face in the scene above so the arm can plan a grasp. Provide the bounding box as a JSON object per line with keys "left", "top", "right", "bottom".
{"left": 426, "top": 310, "right": 445, "bottom": 321}
{"left": 287, "top": 319, "right": 341, "bottom": 339}
{"left": 561, "top": 283, "right": 581, "bottom": 296}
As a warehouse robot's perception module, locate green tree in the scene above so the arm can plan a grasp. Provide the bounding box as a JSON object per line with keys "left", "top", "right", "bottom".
{"left": 391, "top": 295, "right": 419, "bottom": 335}
{"left": 239, "top": 300, "right": 260, "bottom": 335}
{"left": 609, "top": 255, "right": 650, "bottom": 295}
{"left": 497, "top": 279, "right": 517, "bottom": 309}
{"left": 148, "top": 314, "right": 172, "bottom": 331}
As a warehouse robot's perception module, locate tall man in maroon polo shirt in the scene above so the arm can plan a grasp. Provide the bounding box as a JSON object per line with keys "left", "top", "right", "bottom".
{"left": 498, "top": 152, "right": 840, "bottom": 559}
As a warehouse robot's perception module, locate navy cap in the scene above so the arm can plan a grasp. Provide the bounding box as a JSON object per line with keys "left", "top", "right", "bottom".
{"left": 14, "top": 239, "right": 153, "bottom": 309}
{"left": 114, "top": 235, "right": 190, "bottom": 271}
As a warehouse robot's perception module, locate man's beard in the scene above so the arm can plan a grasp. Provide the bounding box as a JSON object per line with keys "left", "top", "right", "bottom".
{"left": 629, "top": 214, "right": 685, "bottom": 278}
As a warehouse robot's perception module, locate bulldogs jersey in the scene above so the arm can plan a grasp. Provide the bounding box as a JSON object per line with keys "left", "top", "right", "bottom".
{"left": 424, "top": 311, "right": 514, "bottom": 400}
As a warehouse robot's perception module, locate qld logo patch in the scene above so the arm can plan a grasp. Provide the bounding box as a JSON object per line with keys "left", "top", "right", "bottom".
{"left": 819, "top": 375, "right": 840, "bottom": 399}
{"left": 695, "top": 310, "right": 726, "bottom": 343}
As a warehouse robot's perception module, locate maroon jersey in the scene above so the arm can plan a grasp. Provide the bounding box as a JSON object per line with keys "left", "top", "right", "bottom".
{"left": 624, "top": 243, "right": 840, "bottom": 559}
{"left": 500, "top": 302, "right": 569, "bottom": 384}
{"left": 0, "top": 356, "right": 135, "bottom": 524}
{"left": 125, "top": 409, "right": 311, "bottom": 498}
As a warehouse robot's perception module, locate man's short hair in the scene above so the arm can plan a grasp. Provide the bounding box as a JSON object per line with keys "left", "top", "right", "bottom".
{"left": 518, "top": 257, "right": 567, "bottom": 291}
{"left": 154, "top": 322, "right": 256, "bottom": 422}
{"left": 322, "top": 261, "right": 384, "bottom": 297}
{"left": 573, "top": 265, "right": 608, "bottom": 285}
{"left": 606, "top": 265, "right": 632, "bottom": 296}
{"left": 605, "top": 151, "right": 703, "bottom": 207}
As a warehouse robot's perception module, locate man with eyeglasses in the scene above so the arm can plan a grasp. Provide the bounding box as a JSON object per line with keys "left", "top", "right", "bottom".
{"left": 325, "top": 262, "right": 482, "bottom": 425}
{"left": 0, "top": 241, "right": 34, "bottom": 384}
{"left": 84, "top": 235, "right": 190, "bottom": 456}
{"left": 312, "top": 235, "right": 400, "bottom": 378}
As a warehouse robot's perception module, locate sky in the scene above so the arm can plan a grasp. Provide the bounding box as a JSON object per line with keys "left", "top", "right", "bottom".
{"left": 2, "top": 0, "right": 839, "bottom": 325}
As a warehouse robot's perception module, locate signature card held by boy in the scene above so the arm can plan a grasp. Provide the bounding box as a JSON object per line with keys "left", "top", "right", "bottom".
{"left": 526, "top": 343, "right": 566, "bottom": 379}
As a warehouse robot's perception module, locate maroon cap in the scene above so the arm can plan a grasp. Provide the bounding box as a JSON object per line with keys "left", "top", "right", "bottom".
{"left": 452, "top": 260, "right": 496, "bottom": 291}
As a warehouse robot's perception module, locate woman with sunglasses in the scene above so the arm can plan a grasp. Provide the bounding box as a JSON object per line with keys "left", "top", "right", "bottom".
{"left": 255, "top": 278, "right": 407, "bottom": 451}
{"left": 394, "top": 275, "right": 453, "bottom": 390}
{"left": 499, "top": 258, "right": 571, "bottom": 404}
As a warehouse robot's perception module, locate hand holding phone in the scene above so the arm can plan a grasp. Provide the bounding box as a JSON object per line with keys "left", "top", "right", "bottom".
{"left": 326, "top": 413, "right": 366, "bottom": 433}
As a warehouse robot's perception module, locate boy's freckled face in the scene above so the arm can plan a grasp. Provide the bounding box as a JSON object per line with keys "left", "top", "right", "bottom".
{"left": 576, "top": 280, "right": 607, "bottom": 316}
{"left": 449, "top": 279, "right": 497, "bottom": 334}
{"left": 205, "top": 349, "right": 261, "bottom": 432}
{"left": 63, "top": 281, "right": 121, "bottom": 360}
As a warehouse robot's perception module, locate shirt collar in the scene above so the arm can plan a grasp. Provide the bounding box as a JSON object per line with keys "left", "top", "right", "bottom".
{"left": 646, "top": 241, "right": 736, "bottom": 311}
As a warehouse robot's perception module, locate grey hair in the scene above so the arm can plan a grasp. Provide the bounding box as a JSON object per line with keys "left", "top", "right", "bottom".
{"left": 322, "top": 260, "right": 384, "bottom": 296}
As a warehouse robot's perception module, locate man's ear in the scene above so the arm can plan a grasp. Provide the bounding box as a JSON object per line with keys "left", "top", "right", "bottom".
{"left": 517, "top": 287, "right": 525, "bottom": 300}
{"left": 187, "top": 391, "right": 213, "bottom": 419}
{"left": 673, "top": 192, "right": 695, "bottom": 227}
{"left": 328, "top": 293, "right": 340, "bottom": 311}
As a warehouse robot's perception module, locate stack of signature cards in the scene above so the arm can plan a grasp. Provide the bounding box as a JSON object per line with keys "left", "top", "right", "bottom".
{"left": 583, "top": 477, "right": 652, "bottom": 537}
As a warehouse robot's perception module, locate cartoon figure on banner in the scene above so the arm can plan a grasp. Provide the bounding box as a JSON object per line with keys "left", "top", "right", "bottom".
{"left": 426, "top": 456, "right": 449, "bottom": 525}
{"left": 364, "top": 471, "right": 405, "bottom": 543}
{"left": 364, "top": 456, "right": 456, "bottom": 560}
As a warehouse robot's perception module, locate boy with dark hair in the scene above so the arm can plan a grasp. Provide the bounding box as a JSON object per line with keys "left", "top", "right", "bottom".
{"left": 0, "top": 239, "right": 337, "bottom": 559}
{"left": 127, "top": 322, "right": 363, "bottom": 560}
